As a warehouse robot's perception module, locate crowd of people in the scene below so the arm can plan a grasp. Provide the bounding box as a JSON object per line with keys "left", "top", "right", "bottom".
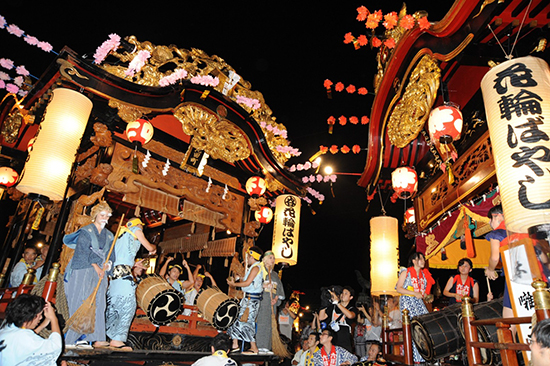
{"left": 4, "top": 202, "right": 550, "bottom": 366}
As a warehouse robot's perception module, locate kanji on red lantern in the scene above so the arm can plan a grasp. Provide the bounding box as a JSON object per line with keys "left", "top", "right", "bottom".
{"left": 245, "top": 176, "right": 267, "bottom": 196}
{"left": 391, "top": 166, "right": 418, "bottom": 199}
{"left": 428, "top": 104, "right": 463, "bottom": 144}
{"left": 126, "top": 118, "right": 154, "bottom": 144}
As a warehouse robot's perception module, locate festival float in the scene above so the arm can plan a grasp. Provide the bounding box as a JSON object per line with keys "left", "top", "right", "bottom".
{"left": 0, "top": 28, "right": 307, "bottom": 363}
{"left": 345, "top": 0, "right": 550, "bottom": 364}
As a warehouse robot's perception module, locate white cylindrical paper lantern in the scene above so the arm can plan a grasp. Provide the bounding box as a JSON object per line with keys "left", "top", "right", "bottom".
{"left": 370, "top": 216, "right": 399, "bottom": 295}
{"left": 271, "top": 194, "right": 301, "bottom": 266}
{"left": 17, "top": 88, "right": 92, "bottom": 200}
{"left": 481, "top": 56, "right": 550, "bottom": 233}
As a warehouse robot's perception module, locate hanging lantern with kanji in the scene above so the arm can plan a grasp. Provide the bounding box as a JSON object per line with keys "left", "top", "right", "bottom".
{"left": 404, "top": 207, "right": 415, "bottom": 224}
{"left": 391, "top": 166, "right": 418, "bottom": 201}
{"left": 427, "top": 103, "right": 463, "bottom": 184}
{"left": 428, "top": 103, "right": 463, "bottom": 144}
{"left": 126, "top": 118, "right": 154, "bottom": 173}
{"left": 126, "top": 118, "right": 154, "bottom": 144}
{"left": 245, "top": 176, "right": 267, "bottom": 196}
{"left": 0, "top": 167, "right": 18, "bottom": 187}
{"left": 255, "top": 206, "right": 273, "bottom": 224}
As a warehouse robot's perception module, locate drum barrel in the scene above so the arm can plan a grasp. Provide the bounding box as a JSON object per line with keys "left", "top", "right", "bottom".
{"left": 196, "top": 287, "right": 240, "bottom": 331}
{"left": 410, "top": 303, "right": 463, "bottom": 362}
{"left": 136, "top": 275, "right": 184, "bottom": 326}
{"left": 457, "top": 298, "right": 503, "bottom": 365}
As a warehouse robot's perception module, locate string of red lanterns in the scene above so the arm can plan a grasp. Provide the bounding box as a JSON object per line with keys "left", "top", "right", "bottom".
{"left": 343, "top": 6, "right": 431, "bottom": 50}
{"left": 319, "top": 144, "right": 364, "bottom": 155}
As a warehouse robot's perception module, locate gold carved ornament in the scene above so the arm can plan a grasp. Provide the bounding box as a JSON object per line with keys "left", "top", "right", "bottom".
{"left": 173, "top": 103, "right": 250, "bottom": 164}
{"left": 98, "top": 36, "right": 291, "bottom": 166}
{"left": 2, "top": 105, "right": 34, "bottom": 144}
{"left": 373, "top": 6, "right": 429, "bottom": 94}
{"left": 386, "top": 53, "right": 441, "bottom": 148}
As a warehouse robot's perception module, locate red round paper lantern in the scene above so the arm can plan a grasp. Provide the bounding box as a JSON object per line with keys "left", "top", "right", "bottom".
{"left": 428, "top": 104, "right": 463, "bottom": 144}
{"left": 0, "top": 167, "right": 19, "bottom": 187}
{"left": 255, "top": 206, "right": 273, "bottom": 224}
{"left": 391, "top": 166, "right": 418, "bottom": 199}
{"left": 126, "top": 118, "right": 154, "bottom": 144}
{"left": 404, "top": 207, "right": 415, "bottom": 224}
{"left": 245, "top": 176, "right": 266, "bottom": 196}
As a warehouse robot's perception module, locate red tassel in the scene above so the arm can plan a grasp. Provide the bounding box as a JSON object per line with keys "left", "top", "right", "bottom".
{"left": 464, "top": 218, "right": 475, "bottom": 258}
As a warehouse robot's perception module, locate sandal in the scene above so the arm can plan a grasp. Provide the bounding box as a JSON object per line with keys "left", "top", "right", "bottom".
{"left": 92, "top": 341, "right": 109, "bottom": 348}
{"left": 229, "top": 348, "right": 240, "bottom": 354}
{"left": 108, "top": 344, "right": 133, "bottom": 351}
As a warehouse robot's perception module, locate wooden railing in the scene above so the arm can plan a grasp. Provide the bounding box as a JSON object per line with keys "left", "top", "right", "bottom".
{"left": 381, "top": 309, "right": 413, "bottom": 365}
{"left": 462, "top": 280, "right": 550, "bottom": 366}
{"left": 0, "top": 263, "right": 60, "bottom": 318}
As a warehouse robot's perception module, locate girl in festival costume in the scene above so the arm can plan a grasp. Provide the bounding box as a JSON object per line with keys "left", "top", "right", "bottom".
{"left": 395, "top": 252, "right": 435, "bottom": 363}
{"left": 256, "top": 251, "right": 285, "bottom": 354}
{"left": 227, "top": 246, "right": 264, "bottom": 354}
{"left": 105, "top": 217, "right": 156, "bottom": 350}
{"left": 63, "top": 201, "right": 115, "bottom": 348}
{"left": 0, "top": 294, "right": 62, "bottom": 365}
{"left": 443, "top": 257, "right": 479, "bottom": 304}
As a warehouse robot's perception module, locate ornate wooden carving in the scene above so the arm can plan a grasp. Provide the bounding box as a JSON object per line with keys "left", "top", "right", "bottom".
{"left": 64, "top": 187, "right": 106, "bottom": 235}
{"left": 415, "top": 130, "right": 496, "bottom": 231}
{"left": 107, "top": 143, "right": 243, "bottom": 233}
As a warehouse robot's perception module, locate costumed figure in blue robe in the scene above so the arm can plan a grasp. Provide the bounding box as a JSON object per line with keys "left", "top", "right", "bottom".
{"left": 63, "top": 201, "right": 114, "bottom": 347}
{"left": 106, "top": 217, "right": 156, "bottom": 350}
{"left": 226, "top": 246, "right": 264, "bottom": 354}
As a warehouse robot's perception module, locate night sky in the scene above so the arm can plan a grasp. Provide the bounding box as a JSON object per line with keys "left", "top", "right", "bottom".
{"left": 1, "top": 1, "right": 461, "bottom": 311}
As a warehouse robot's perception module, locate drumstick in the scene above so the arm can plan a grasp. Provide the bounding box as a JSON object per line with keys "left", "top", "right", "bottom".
{"left": 486, "top": 276, "right": 492, "bottom": 294}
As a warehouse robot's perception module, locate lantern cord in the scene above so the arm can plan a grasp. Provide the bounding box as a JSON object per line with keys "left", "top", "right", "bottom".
{"left": 508, "top": 0, "right": 532, "bottom": 59}
{"left": 486, "top": 0, "right": 532, "bottom": 60}
{"left": 377, "top": 184, "right": 387, "bottom": 216}
{"left": 487, "top": 24, "right": 508, "bottom": 59}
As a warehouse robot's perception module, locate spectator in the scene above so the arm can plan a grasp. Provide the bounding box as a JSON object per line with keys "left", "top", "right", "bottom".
{"left": 319, "top": 286, "right": 357, "bottom": 352}
{"left": 292, "top": 339, "right": 308, "bottom": 365}
{"left": 0, "top": 294, "right": 62, "bottom": 365}
{"left": 312, "top": 328, "right": 357, "bottom": 366}
{"left": 530, "top": 319, "right": 550, "bottom": 366}
{"left": 9, "top": 246, "right": 42, "bottom": 287}
{"left": 300, "top": 332, "right": 320, "bottom": 366}
{"left": 192, "top": 333, "right": 238, "bottom": 366}
{"left": 279, "top": 299, "right": 297, "bottom": 341}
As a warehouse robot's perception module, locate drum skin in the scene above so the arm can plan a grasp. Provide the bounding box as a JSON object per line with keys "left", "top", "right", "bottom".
{"left": 136, "top": 275, "right": 184, "bottom": 326}
{"left": 196, "top": 287, "right": 240, "bottom": 331}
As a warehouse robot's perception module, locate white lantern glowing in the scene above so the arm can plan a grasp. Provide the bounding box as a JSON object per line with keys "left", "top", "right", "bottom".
{"left": 271, "top": 194, "right": 301, "bottom": 266}
{"left": 370, "top": 216, "right": 399, "bottom": 295}
{"left": 481, "top": 56, "right": 550, "bottom": 233}
{"left": 391, "top": 166, "right": 418, "bottom": 199}
{"left": 17, "top": 88, "right": 92, "bottom": 200}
